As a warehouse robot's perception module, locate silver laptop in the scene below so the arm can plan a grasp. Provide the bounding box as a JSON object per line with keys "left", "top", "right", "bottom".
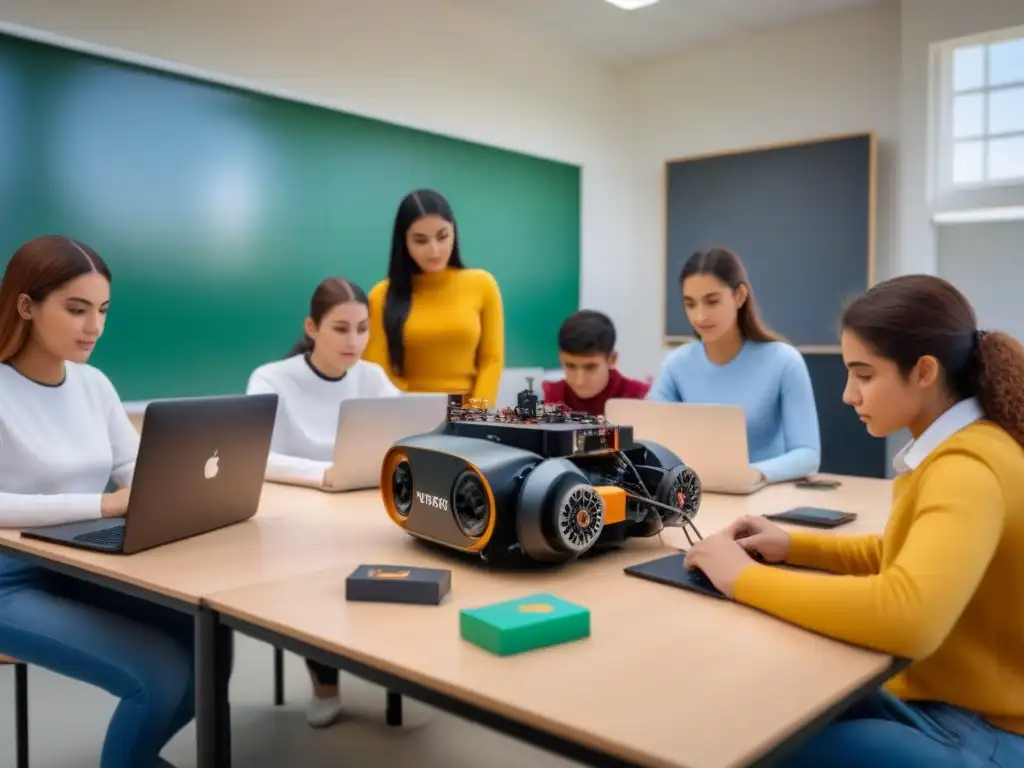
{"left": 274, "top": 394, "right": 448, "bottom": 492}
{"left": 605, "top": 399, "right": 766, "bottom": 495}
{"left": 21, "top": 394, "right": 278, "bottom": 554}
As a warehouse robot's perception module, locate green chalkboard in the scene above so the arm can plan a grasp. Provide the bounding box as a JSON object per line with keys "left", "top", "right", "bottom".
{"left": 0, "top": 33, "right": 580, "bottom": 400}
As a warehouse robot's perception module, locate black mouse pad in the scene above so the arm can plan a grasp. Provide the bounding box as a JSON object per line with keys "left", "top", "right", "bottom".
{"left": 624, "top": 552, "right": 726, "bottom": 600}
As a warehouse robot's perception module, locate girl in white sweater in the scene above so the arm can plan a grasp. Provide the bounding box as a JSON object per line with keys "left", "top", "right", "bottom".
{"left": 246, "top": 276, "right": 398, "bottom": 727}
{"left": 0, "top": 236, "right": 194, "bottom": 768}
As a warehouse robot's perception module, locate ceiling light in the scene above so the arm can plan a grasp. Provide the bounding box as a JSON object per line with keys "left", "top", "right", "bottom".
{"left": 604, "top": 0, "right": 660, "bottom": 9}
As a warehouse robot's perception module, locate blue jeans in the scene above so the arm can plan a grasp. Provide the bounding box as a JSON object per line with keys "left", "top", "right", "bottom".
{"left": 784, "top": 689, "right": 1024, "bottom": 767}
{"left": 0, "top": 560, "right": 196, "bottom": 767}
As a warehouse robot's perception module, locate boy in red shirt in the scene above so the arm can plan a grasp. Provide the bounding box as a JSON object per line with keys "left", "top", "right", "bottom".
{"left": 542, "top": 310, "right": 650, "bottom": 417}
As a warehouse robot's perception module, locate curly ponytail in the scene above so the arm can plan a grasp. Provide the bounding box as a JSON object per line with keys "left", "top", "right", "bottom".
{"left": 972, "top": 331, "right": 1024, "bottom": 447}
{"left": 841, "top": 274, "right": 1024, "bottom": 449}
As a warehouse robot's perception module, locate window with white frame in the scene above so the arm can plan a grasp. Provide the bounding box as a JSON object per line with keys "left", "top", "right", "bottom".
{"left": 931, "top": 26, "right": 1024, "bottom": 216}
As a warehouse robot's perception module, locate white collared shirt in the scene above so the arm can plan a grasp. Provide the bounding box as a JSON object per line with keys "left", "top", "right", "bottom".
{"left": 893, "top": 397, "right": 984, "bottom": 475}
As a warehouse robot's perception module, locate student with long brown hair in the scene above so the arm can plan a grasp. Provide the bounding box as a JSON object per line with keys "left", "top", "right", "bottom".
{"left": 0, "top": 236, "right": 195, "bottom": 767}
{"left": 686, "top": 275, "right": 1024, "bottom": 766}
{"left": 248, "top": 276, "right": 399, "bottom": 489}
{"left": 648, "top": 246, "right": 821, "bottom": 484}
{"left": 246, "top": 276, "right": 398, "bottom": 728}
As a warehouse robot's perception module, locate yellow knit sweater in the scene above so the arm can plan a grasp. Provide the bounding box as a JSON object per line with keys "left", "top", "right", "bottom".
{"left": 365, "top": 268, "right": 504, "bottom": 405}
{"left": 735, "top": 421, "right": 1024, "bottom": 734}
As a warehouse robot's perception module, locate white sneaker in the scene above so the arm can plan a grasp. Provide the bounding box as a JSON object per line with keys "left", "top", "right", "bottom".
{"left": 306, "top": 694, "right": 343, "bottom": 728}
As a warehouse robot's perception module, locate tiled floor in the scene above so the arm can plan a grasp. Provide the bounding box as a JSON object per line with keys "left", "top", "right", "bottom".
{"left": 0, "top": 633, "right": 580, "bottom": 767}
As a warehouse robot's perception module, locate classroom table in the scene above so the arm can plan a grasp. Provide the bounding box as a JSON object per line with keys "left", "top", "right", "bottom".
{"left": 0, "top": 483, "right": 409, "bottom": 767}
{"left": 205, "top": 475, "right": 897, "bottom": 768}
{"left": 0, "top": 474, "right": 896, "bottom": 768}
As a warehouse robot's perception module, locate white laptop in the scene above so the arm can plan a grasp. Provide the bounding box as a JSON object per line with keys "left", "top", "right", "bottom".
{"left": 273, "top": 394, "right": 448, "bottom": 492}
{"left": 605, "top": 399, "right": 766, "bottom": 495}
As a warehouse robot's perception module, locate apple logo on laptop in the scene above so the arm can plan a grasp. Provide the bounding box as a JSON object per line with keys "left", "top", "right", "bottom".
{"left": 204, "top": 450, "right": 220, "bottom": 480}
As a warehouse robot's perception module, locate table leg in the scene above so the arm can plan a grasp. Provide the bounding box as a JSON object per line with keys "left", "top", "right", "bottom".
{"left": 15, "top": 663, "right": 28, "bottom": 768}
{"left": 386, "top": 690, "right": 403, "bottom": 727}
{"left": 273, "top": 647, "right": 285, "bottom": 706}
{"left": 196, "top": 607, "right": 232, "bottom": 768}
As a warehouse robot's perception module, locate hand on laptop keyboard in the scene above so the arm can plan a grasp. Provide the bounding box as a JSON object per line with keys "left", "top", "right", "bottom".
{"left": 100, "top": 487, "right": 131, "bottom": 518}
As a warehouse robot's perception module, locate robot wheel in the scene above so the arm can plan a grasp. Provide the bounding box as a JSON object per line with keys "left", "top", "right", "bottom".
{"left": 655, "top": 464, "right": 702, "bottom": 523}
{"left": 552, "top": 483, "right": 605, "bottom": 553}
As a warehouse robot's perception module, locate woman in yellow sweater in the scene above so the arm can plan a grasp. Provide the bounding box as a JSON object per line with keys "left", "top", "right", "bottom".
{"left": 365, "top": 189, "right": 504, "bottom": 405}
{"left": 685, "top": 274, "right": 1024, "bottom": 766}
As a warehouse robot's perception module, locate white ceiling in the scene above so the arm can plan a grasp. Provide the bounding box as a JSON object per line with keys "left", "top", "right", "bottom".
{"left": 453, "top": 0, "right": 885, "bottom": 64}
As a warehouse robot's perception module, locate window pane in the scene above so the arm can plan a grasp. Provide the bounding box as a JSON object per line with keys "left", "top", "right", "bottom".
{"left": 989, "top": 37, "right": 1024, "bottom": 87}
{"left": 953, "top": 140, "right": 985, "bottom": 184}
{"left": 953, "top": 45, "right": 985, "bottom": 91}
{"left": 988, "top": 135, "right": 1024, "bottom": 182}
{"left": 953, "top": 93, "right": 985, "bottom": 138}
{"left": 988, "top": 86, "right": 1024, "bottom": 135}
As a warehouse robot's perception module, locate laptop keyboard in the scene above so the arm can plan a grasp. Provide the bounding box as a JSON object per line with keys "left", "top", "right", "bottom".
{"left": 73, "top": 527, "right": 125, "bottom": 550}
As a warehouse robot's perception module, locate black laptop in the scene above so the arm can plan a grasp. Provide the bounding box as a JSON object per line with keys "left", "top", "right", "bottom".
{"left": 21, "top": 393, "right": 278, "bottom": 554}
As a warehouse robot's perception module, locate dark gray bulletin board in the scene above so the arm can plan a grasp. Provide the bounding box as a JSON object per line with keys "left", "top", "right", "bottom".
{"left": 661, "top": 133, "right": 885, "bottom": 477}
{"left": 663, "top": 133, "right": 876, "bottom": 347}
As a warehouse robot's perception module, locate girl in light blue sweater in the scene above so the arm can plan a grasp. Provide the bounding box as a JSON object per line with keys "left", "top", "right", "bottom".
{"left": 649, "top": 247, "right": 821, "bottom": 484}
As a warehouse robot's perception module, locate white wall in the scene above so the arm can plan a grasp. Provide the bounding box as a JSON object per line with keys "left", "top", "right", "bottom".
{"left": 901, "top": 0, "right": 1024, "bottom": 337}
{"left": 0, "top": 0, "right": 641, "bottom": 374}
{"left": 938, "top": 222, "right": 1024, "bottom": 337}
{"left": 624, "top": 0, "right": 1024, "bottom": 471}
{"left": 621, "top": 0, "right": 1024, "bottom": 362}
{"left": 625, "top": 2, "right": 903, "bottom": 371}
{"left": 899, "top": 0, "right": 1024, "bottom": 276}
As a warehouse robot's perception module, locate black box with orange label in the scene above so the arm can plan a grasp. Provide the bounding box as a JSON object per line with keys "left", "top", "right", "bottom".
{"left": 345, "top": 564, "right": 452, "bottom": 605}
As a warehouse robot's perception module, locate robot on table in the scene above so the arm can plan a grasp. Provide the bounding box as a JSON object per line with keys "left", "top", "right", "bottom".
{"left": 381, "top": 380, "right": 702, "bottom": 565}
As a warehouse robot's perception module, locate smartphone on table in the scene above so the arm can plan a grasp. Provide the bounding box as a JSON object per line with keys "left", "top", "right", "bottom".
{"left": 795, "top": 477, "right": 842, "bottom": 490}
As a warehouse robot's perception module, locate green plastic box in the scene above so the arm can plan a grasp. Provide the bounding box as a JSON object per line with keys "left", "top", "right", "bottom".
{"left": 459, "top": 593, "right": 590, "bottom": 656}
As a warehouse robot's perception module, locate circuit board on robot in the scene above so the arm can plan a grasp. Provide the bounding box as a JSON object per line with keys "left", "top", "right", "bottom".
{"left": 446, "top": 382, "right": 604, "bottom": 426}
{"left": 443, "top": 382, "right": 629, "bottom": 459}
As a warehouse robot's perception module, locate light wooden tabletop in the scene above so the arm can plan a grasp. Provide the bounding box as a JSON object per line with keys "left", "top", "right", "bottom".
{"left": 0, "top": 473, "right": 891, "bottom": 606}
{"left": 0, "top": 484, "right": 399, "bottom": 603}
{"left": 202, "top": 475, "right": 895, "bottom": 768}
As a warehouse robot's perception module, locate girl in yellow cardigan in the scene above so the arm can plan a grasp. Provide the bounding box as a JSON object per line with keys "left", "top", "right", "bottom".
{"left": 365, "top": 189, "right": 504, "bottom": 405}
{"left": 686, "top": 274, "right": 1024, "bottom": 766}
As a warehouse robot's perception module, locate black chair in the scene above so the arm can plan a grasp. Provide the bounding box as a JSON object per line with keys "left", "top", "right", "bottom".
{"left": 271, "top": 647, "right": 402, "bottom": 725}
{"left": 2, "top": 655, "right": 28, "bottom": 768}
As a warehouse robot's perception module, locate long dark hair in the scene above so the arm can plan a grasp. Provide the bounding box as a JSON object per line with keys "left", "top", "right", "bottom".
{"left": 287, "top": 277, "right": 368, "bottom": 358}
{"left": 382, "top": 189, "right": 464, "bottom": 375}
{"left": 679, "top": 246, "right": 781, "bottom": 343}
{"left": 841, "top": 274, "right": 1024, "bottom": 448}
{"left": 0, "top": 236, "right": 111, "bottom": 361}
